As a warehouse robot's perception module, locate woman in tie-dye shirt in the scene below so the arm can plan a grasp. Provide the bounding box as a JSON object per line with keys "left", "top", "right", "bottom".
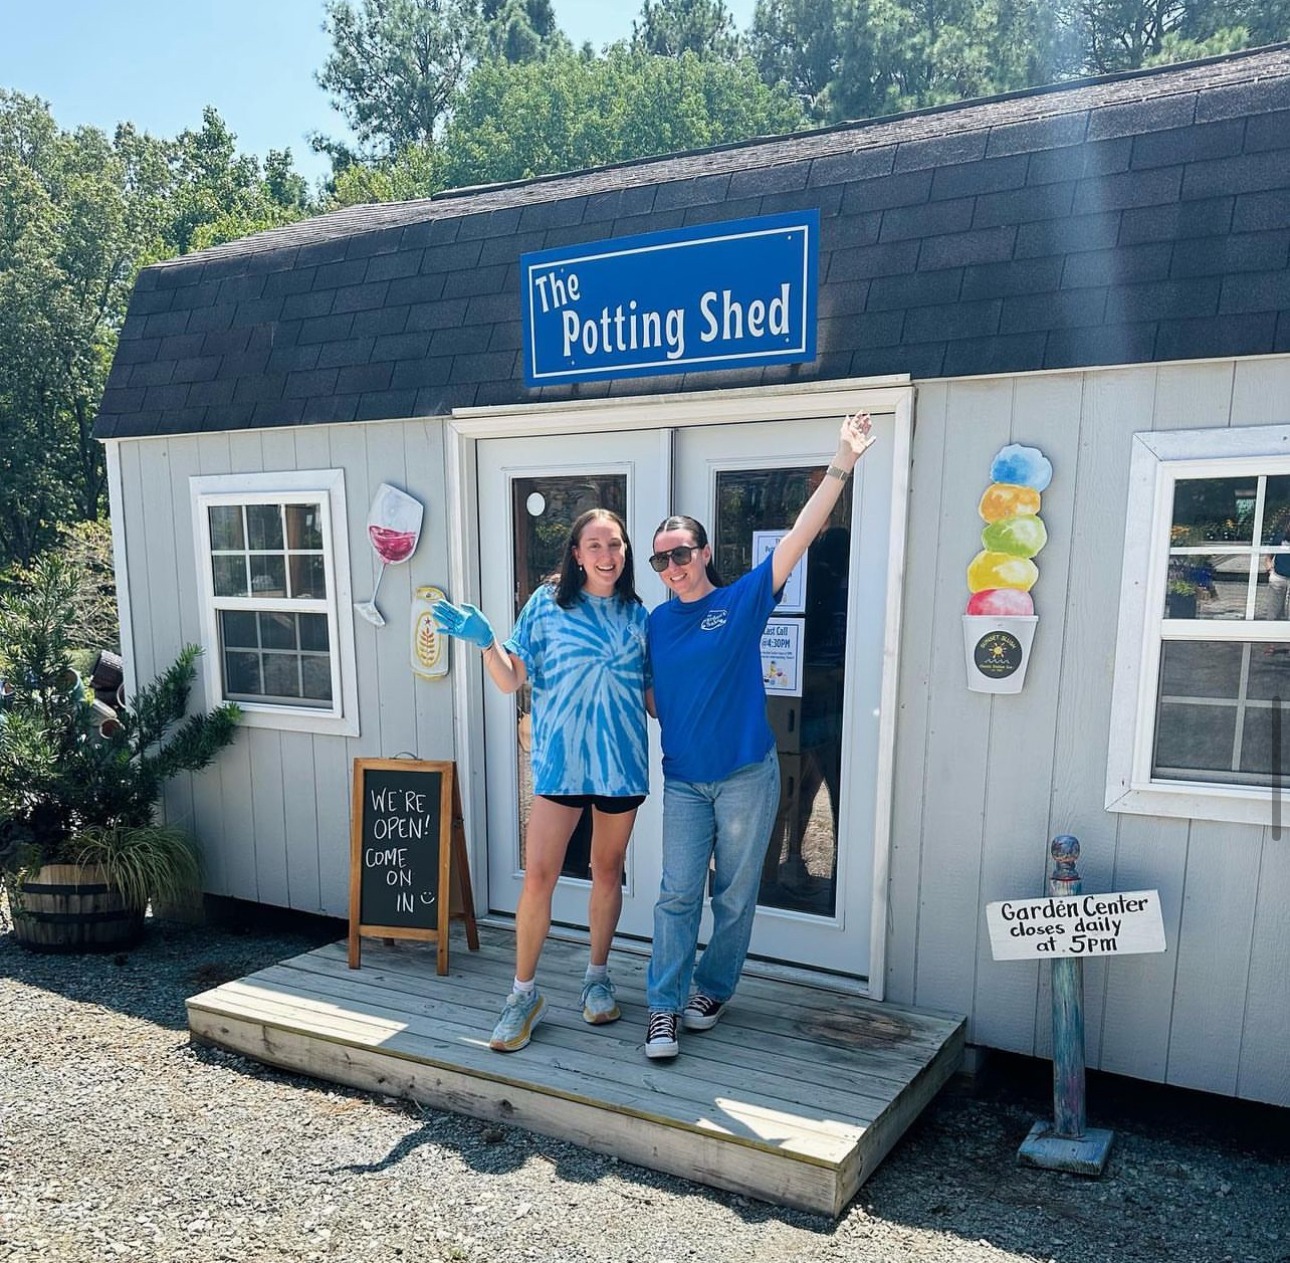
{"left": 431, "top": 509, "right": 651, "bottom": 1053}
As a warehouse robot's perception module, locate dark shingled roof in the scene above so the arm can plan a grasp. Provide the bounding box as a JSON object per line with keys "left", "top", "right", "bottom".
{"left": 96, "top": 45, "right": 1290, "bottom": 440}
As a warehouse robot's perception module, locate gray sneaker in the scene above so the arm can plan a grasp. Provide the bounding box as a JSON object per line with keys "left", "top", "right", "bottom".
{"left": 580, "top": 973, "right": 621, "bottom": 1025}
{"left": 489, "top": 988, "right": 546, "bottom": 1052}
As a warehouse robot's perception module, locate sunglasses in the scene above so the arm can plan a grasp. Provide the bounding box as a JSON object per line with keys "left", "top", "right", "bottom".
{"left": 649, "top": 545, "right": 699, "bottom": 572}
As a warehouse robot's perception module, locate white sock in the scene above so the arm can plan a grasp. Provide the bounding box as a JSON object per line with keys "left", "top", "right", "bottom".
{"left": 513, "top": 976, "right": 535, "bottom": 995}
{"left": 585, "top": 963, "right": 609, "bottom": 982}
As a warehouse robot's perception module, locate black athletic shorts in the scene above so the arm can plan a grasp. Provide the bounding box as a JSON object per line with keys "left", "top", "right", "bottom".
{"left": 538, "top": 793, "right": 646, "bottom": 815}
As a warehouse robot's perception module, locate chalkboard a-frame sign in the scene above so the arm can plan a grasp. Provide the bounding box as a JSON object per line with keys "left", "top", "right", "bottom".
{"left": 348, "top": 758, "right": 479, "bottom": 973}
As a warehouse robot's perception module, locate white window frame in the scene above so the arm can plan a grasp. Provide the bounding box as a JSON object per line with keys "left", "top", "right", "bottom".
{"left": 1106, "top": 424, "right": 1290, "bottom": 825}
{"left": 190, "top": 469, "right": 360, "bottom": 737}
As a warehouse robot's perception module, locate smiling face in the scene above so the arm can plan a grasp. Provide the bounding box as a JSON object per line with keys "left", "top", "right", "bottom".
{"left": 572, "top": 518, "right": 627, "bottom": 597}
{"left": 652, "top": 527, "right": 713, "bottom": 603}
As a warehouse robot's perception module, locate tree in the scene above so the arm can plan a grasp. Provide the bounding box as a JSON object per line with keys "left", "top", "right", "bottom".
{"left": 481, "top": 0, "right": 568, "bottom": 62}
{"left": 314, "top": 0, "right": 483, "bottom": 161}
{"left": 0, "top": 94, "right": 153, "bottom": 566}
{"left": 327, "top": 142, "right": 443, "bottom": 208}
{"left": 169, "top": 110, "right": 312, "bottom": 252}
{"left": 0, "top": 95, "right": 313, "bottom": 572}
{"left": 0, "top": 556, "right": 240, "bottom": 891}
{"left": 436, "top": 48, "right": 805, "bottom": 189}
{"left": 748, "top": 0, "right": 846, "bottom": 118}
{"left": 632, "top": 0, "right": 743, "bottom": 60}
{"left": 1065, "top": 0, "right": 1290, "bottom": 74}
{"left": 750, "top": 0, "right": 1081, "bottom": 123}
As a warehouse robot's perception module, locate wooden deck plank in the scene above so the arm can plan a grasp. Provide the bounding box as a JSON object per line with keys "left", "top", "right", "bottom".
{"left": 194, "top": 975, "right": 874, "bottom": 1155}
{"left": 253, "top": 962, "right": 918, "bottom": 1124}
{"left": 262, "top": 950, "right": 923, "bottom": 1107}
{"left": 284, "top": 940, "right": 949, "bottom": 1086}
{"left": 187, "top": 928, "right": 966, "bottom": 1216}
{"left": 187, "top": 1005, "right": 854, "bottom": 1163}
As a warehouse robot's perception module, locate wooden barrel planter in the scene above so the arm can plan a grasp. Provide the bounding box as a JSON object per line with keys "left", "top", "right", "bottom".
{"left": 8, "top": 863, "right": 145, "bottom": 953}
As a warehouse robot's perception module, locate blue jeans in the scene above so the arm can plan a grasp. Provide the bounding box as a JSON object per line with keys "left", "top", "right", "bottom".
{"left": 646, "top": 747, "right": 780, "bottom": 1013}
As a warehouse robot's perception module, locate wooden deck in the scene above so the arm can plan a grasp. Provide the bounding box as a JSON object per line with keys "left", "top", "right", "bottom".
{"left": 186, "top": 928, "right": 965, "bottom": 1216}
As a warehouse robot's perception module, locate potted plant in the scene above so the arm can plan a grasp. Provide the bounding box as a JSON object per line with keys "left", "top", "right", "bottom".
{"left": 0, "top": 556, "right": 240, "bottom": 951}
{"left": 1166, "top": 577, "right": 1198, "bottom": 620}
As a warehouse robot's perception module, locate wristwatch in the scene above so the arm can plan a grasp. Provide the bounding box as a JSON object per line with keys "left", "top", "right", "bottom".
{"left": 825, "top": 463, "right": 851, "bottom": 483}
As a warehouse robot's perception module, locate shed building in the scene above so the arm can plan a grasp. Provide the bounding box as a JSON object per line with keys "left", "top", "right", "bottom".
{"left": 98, "top": 45, "right": 1290, "bottom": 1109}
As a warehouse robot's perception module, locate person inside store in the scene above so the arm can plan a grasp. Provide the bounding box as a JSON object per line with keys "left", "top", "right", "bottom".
{"left": 778, "top": 524, "right": 850, "bottom": 904}
{"left": 641, "top": 411, "right": 876, "bottom": 1060}
{"left": 1262, "top": 525, "right": 1290, "bottom": 653}
{"left": 1265, "top": 526, "right": 1290, "bottom": 620}
{"left": 431, "top": 508, "right": 652, "bottom": 1052}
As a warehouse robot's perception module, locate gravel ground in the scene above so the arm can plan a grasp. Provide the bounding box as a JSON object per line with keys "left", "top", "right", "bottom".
{"left": 1, "top": 902, "right": 1286, "bottom": 1263}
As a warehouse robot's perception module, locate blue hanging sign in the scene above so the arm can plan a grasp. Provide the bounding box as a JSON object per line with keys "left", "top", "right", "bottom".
{"left": 520, "top": 210, "right": 819, "bottom": 386}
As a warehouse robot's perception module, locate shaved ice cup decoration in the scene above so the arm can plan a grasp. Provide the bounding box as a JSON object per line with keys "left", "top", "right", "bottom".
{"left": 963, "top": 444, "right": 1051, "bottom": 694}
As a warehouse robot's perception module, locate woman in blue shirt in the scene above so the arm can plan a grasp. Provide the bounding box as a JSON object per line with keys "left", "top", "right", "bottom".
{"left": 432, "top": 509, "right": 651, "bottom": 1053}
{"left": 643, "top": 412, "right": 875, "bottom": 1059}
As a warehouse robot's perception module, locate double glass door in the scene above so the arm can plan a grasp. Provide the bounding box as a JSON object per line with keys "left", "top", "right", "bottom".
{"left": 476, "top": 416, "right": 893, "bottom": 977}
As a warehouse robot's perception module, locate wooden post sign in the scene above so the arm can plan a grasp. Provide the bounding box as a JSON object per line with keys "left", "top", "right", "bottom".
{"left": 348, "top": 758, "right": 479, "bottom": 974}
{"left": 989, "top": 836, "right": 1168, "bottom": 1177}
{"left": 985, "top": 888, "right": 1166, "bottom": 960}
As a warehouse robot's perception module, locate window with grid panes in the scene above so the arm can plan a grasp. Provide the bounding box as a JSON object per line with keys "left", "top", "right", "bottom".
{"left": 191, "top": 470, "right": 358, "bottom": 736}
{"left": 1107, "top": 429, "right": 1290, "bottom": 824}
{"left": 208, "top": 500, "right": 332, "bottom": 706}
{"left": 1155, "top": 471, "right": 1290, "bottom": 785}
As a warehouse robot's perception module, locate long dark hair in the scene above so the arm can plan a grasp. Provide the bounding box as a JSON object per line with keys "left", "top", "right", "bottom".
{"left": 653, "top": 515, "right": 724, "bottom": 587}
{"left": 552, "top": 508, "right": 642, "bottom": 609}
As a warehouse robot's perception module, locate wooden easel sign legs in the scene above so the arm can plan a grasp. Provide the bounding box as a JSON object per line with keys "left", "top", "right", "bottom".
{"left": 348, "top": 758, "right": 479, "bottom": 974}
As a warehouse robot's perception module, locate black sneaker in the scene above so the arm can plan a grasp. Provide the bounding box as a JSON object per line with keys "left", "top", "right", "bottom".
{"left": 645, "top": 1009, "right": 679, "bottom": 1059}
{"left": 681, "top": 993, "right": 725, "bottom": 1031}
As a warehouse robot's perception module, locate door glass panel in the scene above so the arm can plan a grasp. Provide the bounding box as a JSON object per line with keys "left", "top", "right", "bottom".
{"left": 712, "top": 467, "right": 852, "bottom": 917}
{"left": 510, "top": 474, "right": 628, "bottom": 880}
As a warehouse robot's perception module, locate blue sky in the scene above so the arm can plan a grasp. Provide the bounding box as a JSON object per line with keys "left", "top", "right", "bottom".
{"left": 2, "top": 1, "right": 758, "bottom": 187}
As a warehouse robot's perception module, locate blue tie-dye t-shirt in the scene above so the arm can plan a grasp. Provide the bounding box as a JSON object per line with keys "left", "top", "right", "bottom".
{"left": 504, "top": 585, "right": 650, "bottom": 797}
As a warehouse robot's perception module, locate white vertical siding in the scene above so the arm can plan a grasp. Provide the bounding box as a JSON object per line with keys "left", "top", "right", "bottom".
{"left": 407, "top": 420, "right": 455, "bottom": 764}
{"left": 1239, "top": 846, "right": 1290, "bottom": 1103}
{"left": 1042, "top": 368, "right": 1158, "bottom": 1065}
{"left": 155, "top": 437, "right": 201, "bottom": 863}
{"left": 889, "top": 355, "right": 1290, "bottom": 1106}
{"left": 110, "top": 417, "right": 455, "bottom": 920}
{"left": 909, "top": 379, "right": 1015, "bottom": 1025}
{"left": 972, "top": 372, "right": 1083, "bottom": 1056}
{"left": 291, "top": 424, "right": 347, "bottom": 915}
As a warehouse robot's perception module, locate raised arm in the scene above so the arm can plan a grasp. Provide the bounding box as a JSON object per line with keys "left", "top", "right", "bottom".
{"left": 430, "top": 599, "right": 528, "bottom": 695}
{"left": 772, "top": 412, "right": 875, "bottom": 593}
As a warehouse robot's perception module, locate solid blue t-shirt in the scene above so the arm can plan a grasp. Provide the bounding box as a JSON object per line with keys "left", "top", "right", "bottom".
{"left": 648, "top": 555, "right": 779, "bottom": 783}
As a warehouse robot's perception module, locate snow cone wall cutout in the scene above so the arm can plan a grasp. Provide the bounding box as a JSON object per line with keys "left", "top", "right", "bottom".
{"left": 963, "top": 443, "right": 1051, "bottom": 694}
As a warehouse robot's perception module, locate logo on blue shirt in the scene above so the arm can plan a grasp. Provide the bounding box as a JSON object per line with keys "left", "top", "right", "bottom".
{"left": 700, "top": 610, "right": 729, "bottom": 631}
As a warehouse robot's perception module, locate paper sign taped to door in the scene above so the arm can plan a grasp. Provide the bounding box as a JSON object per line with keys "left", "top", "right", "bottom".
{"left": 753, "top": 530, "right": 806, "bottom": 613}
{"left": 761, "top": 620, "right": 803, "bottom": 696}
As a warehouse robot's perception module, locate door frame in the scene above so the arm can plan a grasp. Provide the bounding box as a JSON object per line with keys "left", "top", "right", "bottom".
{"left": 443, "top": 375, "right": 914, "bottom": 1000}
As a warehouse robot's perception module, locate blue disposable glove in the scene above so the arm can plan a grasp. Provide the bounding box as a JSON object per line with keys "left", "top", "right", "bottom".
{"left": 429, "top": 599, "right": 496, "bottom": 650}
